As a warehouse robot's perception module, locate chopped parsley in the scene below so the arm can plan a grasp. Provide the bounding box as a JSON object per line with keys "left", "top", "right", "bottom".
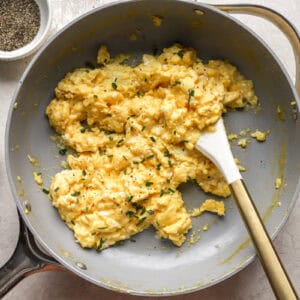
{"left": 168, "top": 188, "right": 175, "bottom": 193}
{"left": 137, "top": 216, "right": 147, "bottom": 226}
{"left": 177, "top": 50, "right": 184, "bottom": 58}
{"left": 54, "top": 187, "right": 59, "bottom": 192}
{"left": 132, "top": 161, "right": 139, "bottom": 165}
{"left": 156, "top": 163, "right": 162, "bottom": 170}
{"left": 140, "top": 158, "right": 145, "bottom": 163}
{"left": 59, "top": 148, "right": 67, "bottom": 155}
{"left": 80, "top": 127, "right": 87, "bottom": 133}
{"left": 117, "top": 138, "right": 124, "bottom": 146}
{"left": 126, "top": 210, "right": 135, "bottom": 217}
{"left": 145, "top": 181, "right": 153, "bottom": 187}
{"left": 168, "top": 160, "right": 173, "bottom": 167}
{"left": 97, "top": 237, "right": 104, "bottom": 250}
{"left": 98, "top": 227, "right": 107, "bottom": 230}
{"left": 93, "top": 94, "right": 98, "bottom": 98}
{"left": 167, "top": 178, "right": 171, "bottom": 184}
{"left": 147, "top": 209, "right": 154, "bottom": 215}
{"left": 127, "top": 195, "right": 134, "bottom": 202}
{"left": 141, "top": 126, "right": 146, "bottom": 131}
{"left": 112, "top": 77, "right": 118, "bottom": 89}
{"left": 91, "top": 232, "right": 96, "bottom": 236}
{"left": 42, "top": 188, "right": 49, "bottom": 194}
{"left": 146, "top": 154, "right": 154, "bottom": 160}
{"left": 140, "top": 207, "right": 146, "bottom": 215}
{"left": 160, "top": 189, "right": 165, "bottom": 197}
{"left": 82, "top": 170, "right": 87, "bottom": 176}
{"left": 163, "top": 150, "right": 170, "bottom": 157}
{"left": 107, "top": 113, "right": 112, "bottom": 117}
{"left": 71, "top": 191, "right": 80, "bottom": 197}
{"left": 173, "top": 130, "right": 177, "bottom": 135}
{"left": 71, "top": 220, "right": 75, "bottom": 225}
{"left": 150, "top": 136, "right": 156, "bottom": 142}
{"left": 188, "top": 89, "right": 195, "bottom": 103}
{"left": 172, "top": 81, "right": 181, "bottom": 86}
{"left": 136, "top": 91, "right": 141, "bottom": 97}
{"left": 85, "top": 206, "right": 89, "bottom": 212}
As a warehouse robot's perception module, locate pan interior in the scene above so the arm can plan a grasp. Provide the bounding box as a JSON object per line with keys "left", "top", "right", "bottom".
{"left": 6, "top": 0, "right": 300, "bottom": 295}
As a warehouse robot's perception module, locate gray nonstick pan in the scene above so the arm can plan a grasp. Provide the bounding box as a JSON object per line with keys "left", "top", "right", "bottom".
{"left": 1, "top": 0, "right": 300, "bottom": 297}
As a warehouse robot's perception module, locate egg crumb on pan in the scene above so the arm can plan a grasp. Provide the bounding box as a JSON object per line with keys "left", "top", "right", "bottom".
{"left": 45, "top": 44, "right": 257, "bottom": 250}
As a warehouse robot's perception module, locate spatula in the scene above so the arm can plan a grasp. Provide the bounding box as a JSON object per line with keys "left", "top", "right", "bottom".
{"left": 195, "top": 118, "right": 298, "bottom": 300}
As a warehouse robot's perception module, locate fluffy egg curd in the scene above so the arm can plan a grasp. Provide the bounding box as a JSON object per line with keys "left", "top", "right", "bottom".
{"left": 45, "top": 44, "right": 257, "bottom": 250}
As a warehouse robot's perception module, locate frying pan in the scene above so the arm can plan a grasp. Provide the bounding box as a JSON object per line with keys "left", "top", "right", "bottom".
{"left": 1, "top": 0, "right": 300, "bottom": 297}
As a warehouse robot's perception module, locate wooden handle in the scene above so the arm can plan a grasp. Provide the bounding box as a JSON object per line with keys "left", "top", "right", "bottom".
{"left": 230, "top": 179, "right": 298, "bottom": 300}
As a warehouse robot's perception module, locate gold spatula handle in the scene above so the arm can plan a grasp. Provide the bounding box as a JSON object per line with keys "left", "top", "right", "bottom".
{"left": 230, "top": 180, "right": 298, "bottom": 300}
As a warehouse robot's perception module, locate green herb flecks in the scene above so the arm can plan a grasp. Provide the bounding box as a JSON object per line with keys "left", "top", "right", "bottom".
{"left": 156, "top": 163, "right": 162, "bottom": 170}
{"left": 140, "top": 207, "right": 146, "bottom": 215}
{"left": 127, "top": 195, "right": 134, "bottom": 202}
{"left": 137, "top": 216, "right": 147, "bottom": 226}
{"left": 112, "top": 77, "right": 118, "bottom": 89}
{"left": 146, "top": 154, "right": 154, "bottom": 160}
{"left": 177, "top": 50, "right": 184, "bottom": 58}
{"left": 163, "top": 150, "right": 170, "bottom": 157}
{"left": 126, "top": 210, "right": 135, "bottom": 217}
{"left": 188, "top": 89, "right": 195, "bottom": 104}
{"left": 150, "top": 136, "right": 156, "bottom": 142}
{"left": 71, "top": 191, "right": 80, "bottom": 197}
{"left": 117, "top": 138, "right": 124, "bottom": 147}
{"left": 145, "top": 181, "right": 153, "bottom": 187}
{"left": 147, "top": 209, "right": 154, "bottom": 215}
{"left": 82, "top": 170, "right": 87, "bottom": 176}
{"left": 168, "top": 160, "right": 173, "bottom": 167}
{"left": 42, "top": 188, "right": 49, "bottom": 194}
{"left": 59, "top": 148, "right": 67, "bottom": 155}
{"left": 54, "top": 187, "right": 59, "bottom": 192}
{"left": 141, "top": 126, "right": 146, "bottom": 131}
{"left": 97, "top": 237, "right": 104, "bottom": 251}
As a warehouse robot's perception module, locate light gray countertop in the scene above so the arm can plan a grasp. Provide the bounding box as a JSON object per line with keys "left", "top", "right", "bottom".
{"left": 0, "top": 0, "right": 299, "bottom": 299}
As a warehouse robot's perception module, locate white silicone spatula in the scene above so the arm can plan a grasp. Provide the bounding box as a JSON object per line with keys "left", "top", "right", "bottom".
{"left": 196, "top": 118, "right": 298, "bottom": 300}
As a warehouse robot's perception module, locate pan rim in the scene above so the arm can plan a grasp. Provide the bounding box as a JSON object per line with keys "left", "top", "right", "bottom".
{"left": 5, "top": 0, "right": 300, "bottom": 296}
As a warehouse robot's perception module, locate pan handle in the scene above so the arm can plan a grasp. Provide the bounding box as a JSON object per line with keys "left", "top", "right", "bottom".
{"left": 0, "top": 216, "right": 64, "bottom": 298}
{"left": 215, "top": 4, "right": 300, "bottom": 97}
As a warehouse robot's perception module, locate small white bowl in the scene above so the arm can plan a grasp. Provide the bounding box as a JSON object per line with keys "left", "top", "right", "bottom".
{"left": 0, "top": 0, "right": 52, "bottom": 61}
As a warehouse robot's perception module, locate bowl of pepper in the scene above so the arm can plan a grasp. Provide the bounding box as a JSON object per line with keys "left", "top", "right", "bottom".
{"left": 0, "top": 0, "right": 51, "bottom": 61}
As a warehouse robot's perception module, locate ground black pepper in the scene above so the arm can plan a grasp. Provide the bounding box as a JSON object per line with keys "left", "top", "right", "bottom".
{"left": 0, "top": 0, "right": 40, "bottom": 51}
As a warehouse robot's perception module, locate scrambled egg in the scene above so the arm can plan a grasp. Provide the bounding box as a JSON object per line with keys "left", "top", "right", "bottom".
{"left": 45, "top": 44, "right": 257, "bottom": 250}
{"left": 190, "top": 199, "right": 225, "bottom": 217}
{"left": 251, "top": 130, "right": 269, "bottom": 142}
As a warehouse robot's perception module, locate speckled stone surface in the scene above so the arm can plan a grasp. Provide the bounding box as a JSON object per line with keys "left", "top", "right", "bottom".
{"left": 0, "top": 0, "right": 299, "bottom": 299}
